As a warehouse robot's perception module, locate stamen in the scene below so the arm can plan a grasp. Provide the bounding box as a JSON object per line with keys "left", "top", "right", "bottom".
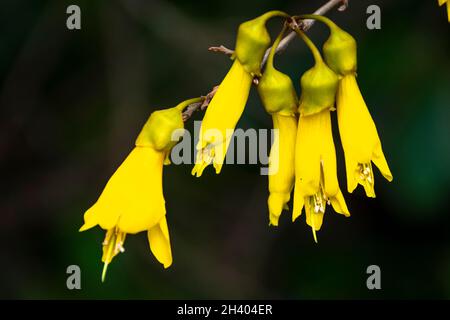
{"left": 101, "top": 228, "right": 127, "bottom": 282}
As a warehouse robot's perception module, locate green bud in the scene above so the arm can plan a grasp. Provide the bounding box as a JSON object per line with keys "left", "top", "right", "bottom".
{"left": 258, "top": 65, "right": 298, "bottom": 115}
{"left": 135, "top": 107, "right": 184, "bottom": 151}
{"left": 235, "top": 11, "right": 288, "bottom": 76}
{"left": 299, "top": 62, "right": 339, "bottom": 116}
{"left": 323, "top": 26, "right": 357, "bottom": 76}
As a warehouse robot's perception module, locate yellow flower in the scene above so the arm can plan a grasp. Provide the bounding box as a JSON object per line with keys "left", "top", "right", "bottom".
{"left": 301, "top": 14, "right": 393, "bottom": 197}
{"left": 292, "top": 29, "right": 349, "bottom": 242}
{"left": 192, "top": 60, "right": 253, "bottom": 177}
{"left": 293, "top": 109, "right": 350, "bottom": 242}
{"left": 438, "top": 0, "right": 450, "bottom": 22}
{"left": 257, "top": 25, "right": 298, "bottom": 226}
{"left": 80, "top": 97, "right": 202, "bottom": 281}
{"left": 336, "top": 75, "right": 393, "bottom": 197}
{"left": 192, "top": 11, "right": 288, "bottom": 177}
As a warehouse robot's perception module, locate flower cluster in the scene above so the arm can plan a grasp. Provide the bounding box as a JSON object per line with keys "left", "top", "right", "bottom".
{"left": 81, "top": 11, "right": 393, "bottom": 280}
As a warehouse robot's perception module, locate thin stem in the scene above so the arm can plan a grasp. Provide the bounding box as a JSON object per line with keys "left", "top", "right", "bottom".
{"left": 293, "top": 28, "right": 323, "bottom": 65}
{"left": 266, "top": 24, "right": 289, "bottom": 69}
{"left": 175, "top": 97, "right": 205, "bottom": 111}
{"left": 260, "top": 10, "right": 290, "bottom": 21}
{"left": 261, "top": 0, "right": 348, "bottom": 66}
{"left": 299, "top": 14, "right": 338, "bottom": 30}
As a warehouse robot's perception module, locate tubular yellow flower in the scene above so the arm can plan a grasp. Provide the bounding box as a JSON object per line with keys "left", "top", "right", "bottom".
{"left": 300, "top": 15, "right": 393, "bottom": 197}
{"left": 438, "top": 0, "right": 450, "bottom": 22}
{"left": 191, "top": 60, "right": 252, "bottom": 177}
{"left": 336, "top": 75, "right": 392, "bottom": 197}
{"left": 192, "top": 11, "right": 289, "bottom": 177}
{"left": 80, "top": 97, "right": 202, "bottom": 281}
{"left": 257, "top": 25, "right": 298, "bottom": 226}
{"left": 293, "top": 110, "right": 350, "bottom": 242}
{"left": 292, "top": 30, "right": 349, "bottom": 242}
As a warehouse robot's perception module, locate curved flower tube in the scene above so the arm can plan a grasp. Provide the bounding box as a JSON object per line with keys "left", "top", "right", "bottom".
{"left": 300, "top": 14, "right": 393, "bottom": 197}
{"left": 80, "top": 97, "right": 202, "bottom": 281}
{"left": 257, "top": 25, "right": 298, "bottom": 226}
{"left": 192, "top": 11, "right": 289, "bottom": 177}
{"left": 292, "top": 30, "right": 349, "bottom": 242}
{"left": 293, "top": 110, "right": 350, "bottom": 242}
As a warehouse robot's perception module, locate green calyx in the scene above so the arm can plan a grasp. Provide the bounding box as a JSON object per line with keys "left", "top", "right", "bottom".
{"left": 300, "top": 14, "right": 357, "bottom": 76}
{"left": 295, "top": 29, "right": 338, "bottom": 116}
{"left": 234, "top": 10, "right": 290, "bottom": 77}
{"left": 257, "top": 25, "right": 298, "bottom": 116}
{"left": 299, "top": 61, "right": 338, "bottom": 116}
{"left": 135, "top": 97, "right": 202, "bottom": 151}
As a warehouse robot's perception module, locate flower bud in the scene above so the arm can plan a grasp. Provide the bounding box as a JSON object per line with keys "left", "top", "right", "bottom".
{"left": 135, "top": 107, "right": 184, "bottom": 151}
{"left": 258, "top": 65, "right": 298, "bottom": 116}
{"left": 299, "top": 62, "right": 339, "bottom": 116}
{"left": 234, "top": 11, "right": 288, "bottom": 76}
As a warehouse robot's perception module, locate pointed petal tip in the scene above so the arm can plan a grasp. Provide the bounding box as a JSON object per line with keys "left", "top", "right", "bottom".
{"left": 292, "top": 211, "right": 301, "bottom": 222}
{"left": 191, "top": 165, "right": 203, "bottom": 178}
{"left": 269, "top": 213, "right": 280, "bottom": 227}
{"left": 79, "top": 223, "right": 93, "bottom": 232}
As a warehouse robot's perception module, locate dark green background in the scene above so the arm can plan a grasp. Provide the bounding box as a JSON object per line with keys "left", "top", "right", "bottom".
{"left": 1, "top": 0, "right": 449, "bottom": 299}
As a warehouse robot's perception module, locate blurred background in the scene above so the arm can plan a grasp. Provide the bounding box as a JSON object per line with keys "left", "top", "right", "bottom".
{"left": 1, "top": 0, "right": 450, "bottom": 299}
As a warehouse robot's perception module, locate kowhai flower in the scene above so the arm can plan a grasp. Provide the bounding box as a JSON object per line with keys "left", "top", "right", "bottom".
{"left": 301, "top": 14, "right": 393, "bottom": 198}
{"left": 438, "top": 0, "right": 450, "bottom": 22}
{"left": 192, "top": 11, "right": 289, "bottom": 177}
{"left": 80, "top": 97, "right": 202, "bottom": 281}
{"left": 257, "top": 25, "right": 298, "bottom": 226}
{"left": 292, "top": 30, "right": 349, "bottom": 242}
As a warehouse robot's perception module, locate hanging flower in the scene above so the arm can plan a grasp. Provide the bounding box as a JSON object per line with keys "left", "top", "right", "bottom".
{"left": 80, "top": 97, "right": 203, "bottom": 281}
{"left": 300, "top": 14, "right": 393, "bottom": 197}
{"left": 292, "top": 29, "right": 349, "bottom": 242}
{"left": 257, "top": 24, "right": 298, "bottom": 226}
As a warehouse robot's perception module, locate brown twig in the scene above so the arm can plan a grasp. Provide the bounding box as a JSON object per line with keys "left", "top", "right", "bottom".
{"left": 261, "top": 0, "right": 348, "bottom": 66}
{"left": 183, "top": 0, "right": 348, "bottom": 121}
{"left": 208, "top": 45, "right": 234, "bottom": 57}
{"left": 182, "top": 86, "right": 219, "bottom": 121}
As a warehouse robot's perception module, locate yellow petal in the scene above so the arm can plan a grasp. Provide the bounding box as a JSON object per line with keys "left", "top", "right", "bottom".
{"left": 438, "top": 0, "right": 446, "bottom": 6}
{"left": 372, "top": 141, "right": 393, "bottom": 181}
{"left": 316, "top": 110, "right": 339, "bottom": 197}
{"left": 267, "top": 114, "right": 297, "bottom": 225}
{"left": 337, "top": 74, "right": 393, "bottom": 193}
{"left": 193, "top": 60, "right": 252, "bottom": 176}
{"left": 81, "top": 147, "right": 166, "bottom": 234}
{"left": 292, "top": 184, "right": 305, "bottom": 222}
{"left": 330, "top": 190, "right": 350, "bottom": 217}
{"left": 447, "top": 2, "right": 450, "bottom": 22}
{"left": 147, "top": 216, "right": 172, "bottom": 268}
{"left": 295, "top": 113, "right": 322, "bottom": 196}
{"left": 345, "top": 156, "right": 358, "bottom": 194}
{"left": 337, "top": 75, "right": 378, "bottom": 163}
